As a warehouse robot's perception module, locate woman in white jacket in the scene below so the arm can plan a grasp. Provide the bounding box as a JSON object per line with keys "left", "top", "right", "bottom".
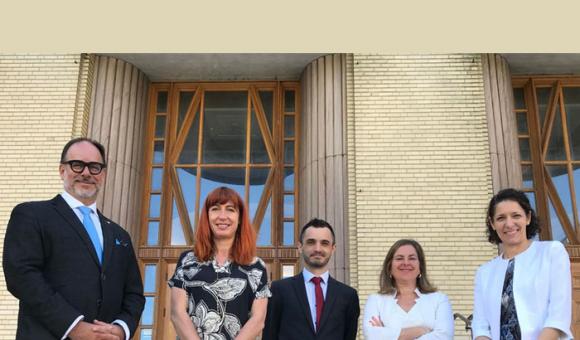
{"left": 363, "top": 239, "right": 454, "bottom": 340}
{"left": 472, "top": 188, "right": 572, "bottom": 340}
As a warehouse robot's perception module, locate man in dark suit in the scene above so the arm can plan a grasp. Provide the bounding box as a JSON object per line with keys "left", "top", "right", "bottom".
{"left": 263, "top": 218, "right": 360, "bottom": 340}
{"left": 3, "top": 138, "right": 145, "bottom": 340}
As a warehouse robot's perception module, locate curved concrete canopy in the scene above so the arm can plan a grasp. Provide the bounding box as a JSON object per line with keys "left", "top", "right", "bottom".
{"left": 103, "top": 53, "right": 327, "bottom": 81}
{"left": 502, "top": 53, "right": 580, "bottom": 75}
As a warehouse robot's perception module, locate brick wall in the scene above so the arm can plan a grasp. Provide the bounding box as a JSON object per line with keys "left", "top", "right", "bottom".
{"left": 0, "top": 54, "right": 86, "bottom": 339}
{"left": 347, "top": 54, "right": 497, "bottom": 339}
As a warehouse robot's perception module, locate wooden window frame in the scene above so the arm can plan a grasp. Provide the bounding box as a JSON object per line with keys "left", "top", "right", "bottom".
{"left": 135, "top": 81, "right": 300, "bottom": 339}
{"left": 513, "top": 76, "right": 580, "bottom": 244}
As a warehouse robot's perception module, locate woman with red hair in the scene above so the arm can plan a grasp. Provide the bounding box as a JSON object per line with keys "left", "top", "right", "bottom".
{"left": 169, "top": 186, "right": 271, "bottom": 340}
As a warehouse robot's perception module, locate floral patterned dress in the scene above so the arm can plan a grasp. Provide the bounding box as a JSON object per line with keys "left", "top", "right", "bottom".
{"left": 169, "top": 251, "right": 271, "bottom": 340}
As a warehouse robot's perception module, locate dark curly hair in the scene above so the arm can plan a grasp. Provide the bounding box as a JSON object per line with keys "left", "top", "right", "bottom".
{"left": 486, "top": 188, "right": 540, "bottom": 244}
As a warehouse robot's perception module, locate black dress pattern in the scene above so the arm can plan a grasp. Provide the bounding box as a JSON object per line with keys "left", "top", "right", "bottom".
{"left": 500, "top": 258, "right": 521, "bottom": 340}
{"left": 169, "top": 251, "right": 271, "bottom": 340}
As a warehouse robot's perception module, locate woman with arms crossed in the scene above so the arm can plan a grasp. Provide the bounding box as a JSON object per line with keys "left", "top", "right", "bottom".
{"left": 169, "top": 187, "right": 271, "bottom": 340}
{"left": 363, "top": 239, "right": 454, "bottom": 340}
{"left": 472, "top": 188, "right": 572, "bottom": 340}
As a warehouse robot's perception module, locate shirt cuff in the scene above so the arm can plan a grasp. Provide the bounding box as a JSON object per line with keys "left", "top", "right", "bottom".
{"left": 113, "top": 319, "right": 130, "bottom": 340}
{"left": 61, "top": 315, "right": 84, "bottom": 340}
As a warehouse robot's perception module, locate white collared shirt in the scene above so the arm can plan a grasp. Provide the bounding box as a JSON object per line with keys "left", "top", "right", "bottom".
{"left": 363, "top": 289, "right": 454, "bottom": 339}
{"left": 302, "top": 268, "right": 330, "bottom": 330}
{"left": 60, "top": 191, "right": 103, "bottom": 246}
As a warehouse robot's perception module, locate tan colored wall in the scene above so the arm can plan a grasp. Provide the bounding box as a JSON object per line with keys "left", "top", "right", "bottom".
{"left": 347, "top": 54, "right": 497, "bottom": 339}
{"left": 0, "top": 54, "right": 87, "bottom": 339}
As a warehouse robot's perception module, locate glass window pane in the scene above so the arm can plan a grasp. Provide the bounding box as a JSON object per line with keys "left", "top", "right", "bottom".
{"left": 284, "top": 116, "right": 295, "bottom": 137}
{"left": 513, "top": 88, "right": 525, "bottom": 110}
{"left": 283, "top": 221, "right": 294, "bottom": 246}
{"left": 151, "top": 168, "right": 163, "bottom": 192}
{"left": 547, "top": 165, "right": 574, "bottom": 226}
{"left": 249, "top": 168, "right": 271, "bottom": 220}
{"left": 546, "top": 106, "right": 566, "bottom": 161}
{"left": 257, "top": 198, "right": 272, "bottom": 246}
{"left": 284, "top": 168, "right": 294, "bottom": 191}
{"left": 140, "top": 329, "right": 152, "bottom": 340}
{"left": 171, "top": 199, "right": 186, "bottom": 246}
{"left": 548, "top": 199, "right": 568, "bottom": 243}
{"left": 516, "top": 112, "right": 528, "bottom": 135}
{"left": 250, "top": 108, "right": 270, "bottom": 164}
{"left": 522, "top": 165, "right": 533, "bottom": 189}
{"left": 282, "top": 264, "right": 295, "bottom": 278}
{"left": 563, "top": 87, "right": 580, "bottom": 160}
{"left": 284, "top": 194, "right": 294, "bottom": 219}
{"left": 140, "top": 328, "right": 152, "bottom": 340}
{"left": 149, "top": 194, "right": 161, "bottom": 218}
{"left": 199, "top": 168, "right": 245, "bottom": 214}
{"left": 153, "top": 141, "right": 164, "bottom": 164}
{"left": 574, "top": 165, "right": 580, "bottom": 226}
{"left": 143, "top": 264, "right": 157, "bottom": 294}
{"left": 155, "top": 116, "right": 166, "bottom": 138}
{"left": 142, "top": 297, "right": 155, "bottom": 326}
{"left": 177, "top": 167, "right": 197, "bottom": 229}
{"left": 202, "top": 91, "right": 247, "bottom": 164}
{"left": 525, "top": 191, "right": 536, "bottom": 212}
{"left": 147, "top": 221, "right": 159, "bottom": 246}
{"left": 536, "top": 87, "right": 552, "bottom": 132}
{"left": 259, "top": 90, "right": 274, "bottom": 133}
{"left": 156, "top": 91, "right": 168, "bottom": 113}
{"left": 518, "top": 138, "right": 531, "bottom": 161}
{"left": 178, "top": 91, "right": 195, "bottom": 131}
{"left": 284, "top": 141, "right": 294, "bottom": 164}
{"left": 178, "top": 108, "right": 200, "bottom": 164}
{"left": 284, "top": 90, "right": 295, "bottom": 112}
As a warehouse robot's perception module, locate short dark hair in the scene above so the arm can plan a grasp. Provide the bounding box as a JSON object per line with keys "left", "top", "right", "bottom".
{"left": 299, "top": 218, "right": 336, "bottom": 245}
{"left": 486, "top": 188, "right": 540, "bottom": 244}
{"left": 60, "top": 138, "right": 107, "bottom": 165}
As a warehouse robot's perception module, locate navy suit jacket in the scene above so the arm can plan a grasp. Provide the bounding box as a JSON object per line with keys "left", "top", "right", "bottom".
{"left": 2, "top": 195, "right": 145, "bottom": 339}
{"left": 263, "top": 272, "right": 360, "bottom": 340}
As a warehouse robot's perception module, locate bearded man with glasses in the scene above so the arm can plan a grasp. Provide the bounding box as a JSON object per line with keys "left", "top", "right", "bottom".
{"left": 3, "top": 138, "right": 145, "bottom": 340}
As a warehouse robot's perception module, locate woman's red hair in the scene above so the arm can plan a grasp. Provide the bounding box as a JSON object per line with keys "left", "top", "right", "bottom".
{"left": 194, "top": 186, "right": 257, "bottom": 265}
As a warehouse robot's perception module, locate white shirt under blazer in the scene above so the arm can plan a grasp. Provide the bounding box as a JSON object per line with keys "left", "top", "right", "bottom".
{"left": 472, "top": 240, "right": 572, "bottom": 340}
{"left": 363, "top": 290, "right": 454, "bottom": 339}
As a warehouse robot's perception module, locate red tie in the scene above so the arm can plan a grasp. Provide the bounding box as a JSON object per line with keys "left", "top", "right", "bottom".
{"left": 311, "top": 276, "right": 324, "bottom": 331}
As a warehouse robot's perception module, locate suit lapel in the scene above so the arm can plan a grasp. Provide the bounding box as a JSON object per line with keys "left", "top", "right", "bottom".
{"left": 51, "top": 195, "right": 101, "bottom": 267}
{"left": 318, "top": 276, "right": 338, "bottom": 332}
{"left": 99, "top": 211, "right": 114, "bottom": 269}
{"left": 292, "top": 273, "right": 316, "bottom": 333}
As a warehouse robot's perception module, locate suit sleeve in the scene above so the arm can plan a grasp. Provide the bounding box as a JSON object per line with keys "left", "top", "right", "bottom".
{"left": 542, "top": 242, "right": 572, "bottom": 338}
{"left": 344, "top": 287, "right": 360, "bottom": 340}
{"left": 262, "top": 280, "right": 281, "bottom": 340}
{"left": 114, "top": 231, "right": 145, "bottom": 338}
{"left": 471, "top": 266, "right": 492, "bottom": 339}
{"left": 417, "top": 293, "right": 454, "bottom": 340}
{"left": 2, "top": 203, "right": 82, "bottom": 338}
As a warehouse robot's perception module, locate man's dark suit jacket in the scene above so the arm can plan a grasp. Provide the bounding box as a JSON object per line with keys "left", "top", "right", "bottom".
{"left": 2, "top": 195, "right": 145, "bottom": 340}
{"left": 263, "top": 272, "right": 360, "bottom": 340}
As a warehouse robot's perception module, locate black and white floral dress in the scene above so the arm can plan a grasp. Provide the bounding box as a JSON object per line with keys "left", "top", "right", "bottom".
{"left": 169, "top": 251, "right": 271, "bottom": 340}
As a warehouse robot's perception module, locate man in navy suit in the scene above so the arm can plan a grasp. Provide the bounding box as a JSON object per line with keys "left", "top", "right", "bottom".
{"left": 3, "top": 138, "right": 145, "bottom": 340}
{"left": 263, "top": 218, "right": 360, "bottom": 340}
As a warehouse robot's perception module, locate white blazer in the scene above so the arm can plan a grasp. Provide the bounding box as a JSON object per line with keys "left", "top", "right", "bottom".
{"left": 472, "top": 241, "right": 572, "bottom": 340}
{"left": 363, "top": 290, "right": 454, "bottom": 339}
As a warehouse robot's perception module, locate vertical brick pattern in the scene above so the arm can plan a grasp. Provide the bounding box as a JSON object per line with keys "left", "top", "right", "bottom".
{"left": 348, "top": 54, "right": 496, "bottom": 339}
{"left": 0, "top": 54, "right": 84, "bottom": 339}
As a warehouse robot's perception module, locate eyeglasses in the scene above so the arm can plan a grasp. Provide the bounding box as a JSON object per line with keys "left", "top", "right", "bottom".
{"left": 62, "top": 160, "right": 106, "bottom": 175}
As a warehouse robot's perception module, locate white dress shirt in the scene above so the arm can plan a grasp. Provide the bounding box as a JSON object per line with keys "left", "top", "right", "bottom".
{"left": 472, "top": 241, "right": 572, "bottom": 340}
{"left": 59, "top": 192, "right": 130, "bottom": 340}
{"left": 363, "top": 290, "right": 454, "bottom": 340}
{"left": 302, "top": 268, "right": 330, "bottom": 330}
